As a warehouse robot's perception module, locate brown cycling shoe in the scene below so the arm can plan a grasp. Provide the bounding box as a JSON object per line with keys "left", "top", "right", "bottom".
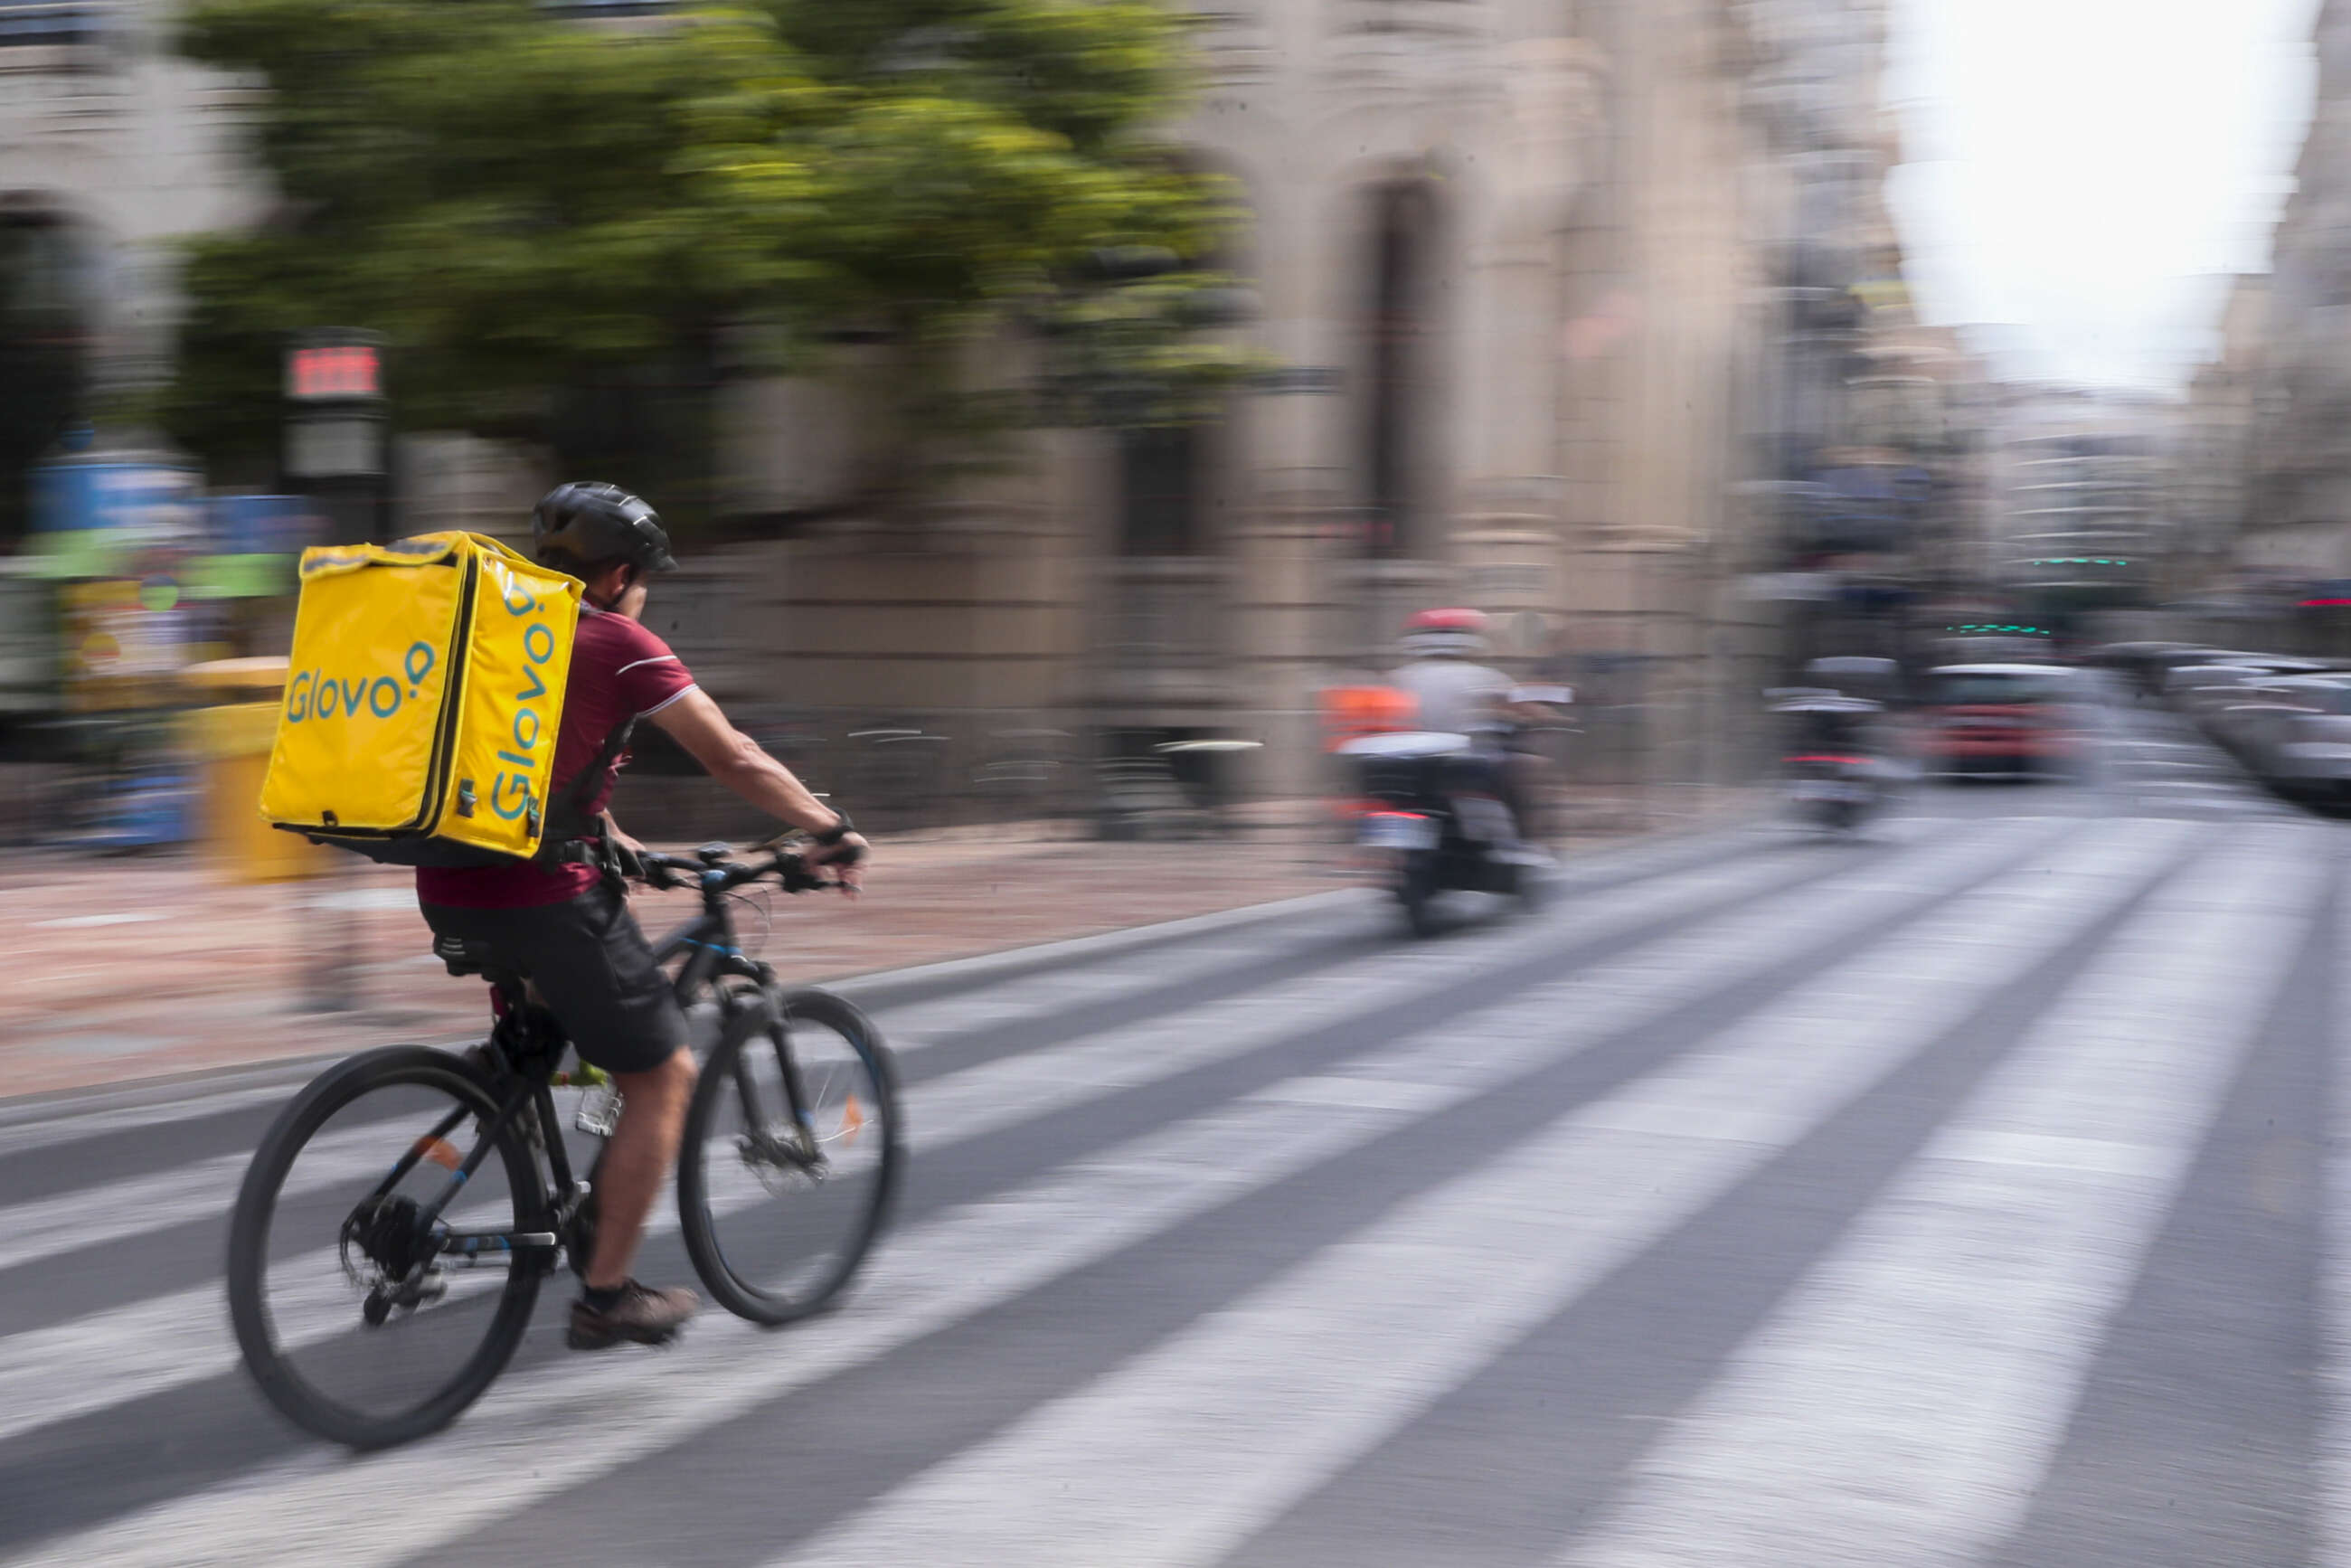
{"left": 568, "top": 1280, "right": 699, "bottom": 1350}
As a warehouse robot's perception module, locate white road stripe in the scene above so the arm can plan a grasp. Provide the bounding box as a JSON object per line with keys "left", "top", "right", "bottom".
{"left": 866, "top": 819, "right": 1782, "bottom": 1051}
{"left": 1558, "top": 825, "right": 2325, "bottom": 1568}
{"left": 5, "top": 819, "right": 2179, "bottom": 1568}
{"left": 0, "top": 1117, "right": 433, "bottom": 1275}
{"left": 0, "top": 1081, "right": 309, "bottom": 1158}
{"left": 0, "top": 829, "right": 1887, "bottom": 1450}
{"left": 770, "top": 822, "right": 2210, "bottom": 1568}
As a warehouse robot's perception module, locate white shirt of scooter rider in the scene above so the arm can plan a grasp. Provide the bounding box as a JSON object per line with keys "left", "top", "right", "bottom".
{"left": 1390, "top": 658, "right": 1513, "bottom": 735}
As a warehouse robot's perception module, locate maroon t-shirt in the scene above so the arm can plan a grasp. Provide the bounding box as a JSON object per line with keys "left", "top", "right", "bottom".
{"left": 417, "top": 608, "right": 698, "bottom": 909}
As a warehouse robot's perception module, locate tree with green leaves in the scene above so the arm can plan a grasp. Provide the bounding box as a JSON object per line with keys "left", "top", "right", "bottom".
{"left": 165, "top": 0, "right": 1259, "bottom": 523}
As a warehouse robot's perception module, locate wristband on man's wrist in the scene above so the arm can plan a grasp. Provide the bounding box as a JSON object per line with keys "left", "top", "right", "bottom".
{"left": 810, "top": 811, "right": 855, "bottom": 846}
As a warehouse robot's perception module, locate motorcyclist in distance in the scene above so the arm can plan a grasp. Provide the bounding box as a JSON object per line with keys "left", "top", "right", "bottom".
{"left": 1386, "top": 609, "right": 1558, "bottom": 847}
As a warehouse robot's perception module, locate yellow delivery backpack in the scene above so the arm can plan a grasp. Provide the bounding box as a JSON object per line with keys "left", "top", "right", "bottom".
{"left": 259, "top": 532, "right": 592, "bottom": 867}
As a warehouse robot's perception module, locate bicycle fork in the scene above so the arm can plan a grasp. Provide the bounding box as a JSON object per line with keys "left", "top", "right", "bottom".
{"left": 728, "top": 990, "right": 825, "bottom": 1176}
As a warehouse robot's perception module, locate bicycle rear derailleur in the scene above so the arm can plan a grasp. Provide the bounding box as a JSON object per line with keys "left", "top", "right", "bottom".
{"left": 342, "top": 1195, "right": 448, "bottom": 1326}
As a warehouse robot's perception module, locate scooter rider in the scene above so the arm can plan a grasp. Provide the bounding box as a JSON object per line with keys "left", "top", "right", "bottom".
{"left": 1387, "top": 608, "right": 1553, "bottom": 845}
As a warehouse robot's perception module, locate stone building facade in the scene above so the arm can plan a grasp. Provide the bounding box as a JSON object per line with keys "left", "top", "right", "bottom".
{"left": 692, "top": 0, "right": 1910, "bottom": 793}
{"left": 2180, "top": 276, "right": 2271, "bottom": 589}
{"left": 0, "top": 1, "right": 266, "bottom": 532}
{"left": 6, "top": 0, "right": 1915, "bottom": 798}
{"left": 2243, "top": 0, "right": 2351, "bottom": 585}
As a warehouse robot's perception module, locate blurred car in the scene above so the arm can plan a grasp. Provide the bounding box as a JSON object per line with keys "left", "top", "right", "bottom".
{"left": 2167, "top": 656, "right": 2337, "bottom": 723}
{"left": 2207, "top": 673, "right": 2351, "bottom": 801}
{"left": 1919, "top": 663, "right": 2087, "bottom": 779}
{"left": 2090, "top": 640, "right": 2193, "bottom": 700}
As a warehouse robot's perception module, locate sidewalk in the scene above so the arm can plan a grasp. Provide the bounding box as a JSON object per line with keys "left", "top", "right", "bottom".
{"left": 0, "top": 787, "right": 1755, "bottom": 1100}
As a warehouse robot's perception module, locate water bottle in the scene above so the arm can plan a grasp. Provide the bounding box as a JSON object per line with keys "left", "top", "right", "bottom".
{"left": 574, "top": 1078, "right": 623, "bottom": 1138}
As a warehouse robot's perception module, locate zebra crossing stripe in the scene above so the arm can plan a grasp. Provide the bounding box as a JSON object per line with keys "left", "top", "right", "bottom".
{"left": 0, "top": 1115, "right": 430, "bottom": 1277}
{"left": 766, "top": 820, "right": 2212, "bottom": 1568}
{"left": 0, "top": 1079, "right": 311, "bottom": 1158}
{"left": 4, "top": 820, "right": 2180, "bottom": 1568}
{"left": 872, "top": 902, "right": 1372, "bottom": 1052}
{"left": 1557, "top": 826, "right": 2327, "bottom": 1568}
{"left": 0, "top": 828, "right": 1874, "bottom": 1453}
{"left": 869, "top": 817, "right": 1770, "bottom": 1048}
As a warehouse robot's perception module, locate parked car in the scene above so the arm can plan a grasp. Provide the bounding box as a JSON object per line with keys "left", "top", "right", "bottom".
{"left": 1919, "top": 664, "right": 2087, "bottom": 779}
{"left": 2208, "top": 673, "right": 2351, "bottom": 802}
{"left": 2090, "top": 640, "right": 2198, "bottom": 700}
{"left": 2168, "top": 657, "right": 2338, "bottom": 723}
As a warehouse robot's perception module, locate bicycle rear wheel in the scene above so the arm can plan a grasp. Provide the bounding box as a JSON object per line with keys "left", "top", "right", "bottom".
{"left": 678, "top": 987, "right": 902, "bottom": 1325}
{"left": 226, "top": 1045, "right": 549, "bottom": 1449}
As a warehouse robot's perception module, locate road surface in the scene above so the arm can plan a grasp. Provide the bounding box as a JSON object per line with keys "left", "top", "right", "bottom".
{"left": 1, "top": 692, "right": 2343, "bottom": 1566}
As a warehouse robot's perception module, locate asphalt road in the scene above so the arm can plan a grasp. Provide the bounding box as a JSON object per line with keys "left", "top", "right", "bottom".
{"left": 2, "top": 691, "right": 2345, "bottom": 1567}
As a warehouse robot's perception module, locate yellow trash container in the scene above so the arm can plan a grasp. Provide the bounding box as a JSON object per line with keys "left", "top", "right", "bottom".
{"left": 183, "top": 656, "right": 337, "bottom": 883}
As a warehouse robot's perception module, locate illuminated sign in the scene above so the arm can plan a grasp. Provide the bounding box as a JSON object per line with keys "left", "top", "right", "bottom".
{"left": 286, "top": 345, "right": 382, "bottom": 401}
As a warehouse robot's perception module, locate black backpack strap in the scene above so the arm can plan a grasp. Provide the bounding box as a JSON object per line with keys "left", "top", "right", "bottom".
{"left": 533, "top": 716, "right": 639, "bottom": 863}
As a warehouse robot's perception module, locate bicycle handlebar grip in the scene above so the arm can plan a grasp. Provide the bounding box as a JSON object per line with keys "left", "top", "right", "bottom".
{"left": 772, "top": 852, "right": 830, "bottom": 893}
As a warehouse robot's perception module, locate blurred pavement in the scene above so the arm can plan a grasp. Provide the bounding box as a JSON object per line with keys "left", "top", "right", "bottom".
{"left": 0, "top": 788, "right": 1750, "bottom": 1100}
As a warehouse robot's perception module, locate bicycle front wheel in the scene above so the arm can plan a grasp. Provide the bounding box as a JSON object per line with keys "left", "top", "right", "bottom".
{"left": 678, "top": 987, "right": 902, "bottom": 1325}
{"left": 226, "top": 1045, "right": 549, "bottom": 1449}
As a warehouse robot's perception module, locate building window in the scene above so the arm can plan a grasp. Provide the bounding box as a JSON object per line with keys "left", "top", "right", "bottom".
{"left": 0, "top": 206, "right": 97, "bottom": 546}
{"left": 0, "top": 2, "right": 109, "bottom": 47}
{"left": 1364, "top": 181, "right": 1436, "bottom": 558}
{"left": 1119, "top": 424, "right": 1204, "bottom": 557}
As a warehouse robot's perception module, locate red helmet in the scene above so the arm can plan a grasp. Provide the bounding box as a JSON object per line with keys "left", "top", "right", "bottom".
{"left": 1402, "top": 607, "right": 1489, "bottom": 656}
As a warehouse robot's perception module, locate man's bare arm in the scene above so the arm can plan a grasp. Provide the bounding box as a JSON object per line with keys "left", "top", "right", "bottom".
{"left": 647, "top": 690, "right": 865, "bottom": 877}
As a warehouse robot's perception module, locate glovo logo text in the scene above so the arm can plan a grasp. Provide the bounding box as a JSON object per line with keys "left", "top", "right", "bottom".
{"left": 486, "top": 563, "right": 558, "bottom": 823}
{"left": 286, "top": 640, "right": 437, "bottom": 723}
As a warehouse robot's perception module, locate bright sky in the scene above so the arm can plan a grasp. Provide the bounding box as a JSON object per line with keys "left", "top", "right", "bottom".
{"left": 1884, "top": 0, "right": 2322, "bottom": 391}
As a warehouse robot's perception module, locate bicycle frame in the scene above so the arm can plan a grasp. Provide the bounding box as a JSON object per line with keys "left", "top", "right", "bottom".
{"left": 357, "top": 862, "right": 815, "bottom": 1290}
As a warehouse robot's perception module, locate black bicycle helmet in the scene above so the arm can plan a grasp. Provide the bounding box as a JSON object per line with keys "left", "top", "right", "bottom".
{"left": 532, "top": 481, "right": 676, "bottom": 576}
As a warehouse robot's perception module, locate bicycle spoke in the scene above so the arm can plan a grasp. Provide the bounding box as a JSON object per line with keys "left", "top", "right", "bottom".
{"left": 229, "top": 1050, "right": 546, "bottom": 1448}
{"left": 680, "top": 992, "right": 899, "bottom": 1324}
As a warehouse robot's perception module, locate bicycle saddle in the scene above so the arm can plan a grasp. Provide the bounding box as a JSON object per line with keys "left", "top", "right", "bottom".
{"left": 432, "top": 934, "right": 505, "bottom": 978}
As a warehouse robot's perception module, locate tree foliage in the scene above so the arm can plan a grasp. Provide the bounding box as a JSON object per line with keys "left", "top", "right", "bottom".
{"left": 164, "top": 0, "right": 1259, "bottom": 512}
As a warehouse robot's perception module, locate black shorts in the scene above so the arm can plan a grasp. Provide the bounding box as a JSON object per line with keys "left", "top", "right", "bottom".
{"left": 420, "top": 883, "right": 689, "bottom": 1075}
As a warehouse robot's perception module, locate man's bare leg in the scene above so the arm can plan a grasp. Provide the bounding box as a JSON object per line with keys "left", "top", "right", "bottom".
{"left": 584, "top": 1046, "right": 697, "bottom": 1289}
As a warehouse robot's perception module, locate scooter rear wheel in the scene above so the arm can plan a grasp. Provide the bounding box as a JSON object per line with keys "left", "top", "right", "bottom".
{"left": 1396, "top": 849, "right": 1441, "bottom": 938}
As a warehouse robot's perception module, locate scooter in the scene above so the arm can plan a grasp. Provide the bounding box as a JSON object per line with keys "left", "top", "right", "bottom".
{"left": 1781, "top": 751, "right": 1883, "bottom": 834}
{"left": 1338, "top": 731, "right": 1544, "bottom": 937}
{"left": 1768, "top": 691, "right": 1892, "bottom": 836}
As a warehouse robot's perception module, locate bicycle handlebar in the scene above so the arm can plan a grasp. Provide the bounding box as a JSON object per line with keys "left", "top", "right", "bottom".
{"left": 632, "top": 841, "right": 854, "bottom": 895}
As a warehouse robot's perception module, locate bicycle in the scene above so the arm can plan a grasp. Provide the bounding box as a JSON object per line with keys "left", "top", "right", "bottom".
{"left": 225, "top": 841, "right": 902, "bottom": 1450}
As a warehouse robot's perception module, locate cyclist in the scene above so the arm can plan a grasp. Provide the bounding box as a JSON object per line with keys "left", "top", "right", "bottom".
{"left": 1387, "top": 608, "right": 1553, "bottom": 845}
{"left": 417, "top": 482, "right": 869, "bottom": 1351}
